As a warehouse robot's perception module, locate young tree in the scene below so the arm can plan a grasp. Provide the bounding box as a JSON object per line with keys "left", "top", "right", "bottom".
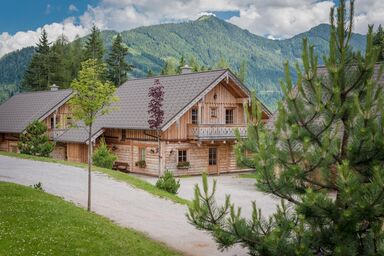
{"left": 22, "top": 29, "right": 51, "bottom": 91}
{"left": 148, "top": 79, "right": 164, "bottom": 177}
{"left": 106, "top": 33, "right": 132, "bottom": 86}
{"left": 187, "top": 1, "right": 384, "bottom": 255}
{"left": 161, "top": 59, "right": 177, "bottom": 75}
{"left": 147, "top": 68, "right": 154, "bottom": 77}
{"left": 18, "top": 120, "right": 55, "bottom": 156}
{"left": 70, "top": 59, "right": 118, "bottom": 211}
{"left": 83, "top": 25, "right": 105, "bottom": 62}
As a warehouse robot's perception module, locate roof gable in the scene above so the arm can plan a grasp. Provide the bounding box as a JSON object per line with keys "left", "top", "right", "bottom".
{"left": 0, "top": 89, "right": 72, "bottom": 133}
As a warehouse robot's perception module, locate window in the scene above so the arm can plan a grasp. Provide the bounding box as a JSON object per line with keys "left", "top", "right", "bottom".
{"left": 191, "top": 109, "right": 198, "bottom": 124}
{"left": 225, "top": 109, "right": 234, "bottom": 124}
{"left": 209, "top": 148, "right": 217, "bottom": 165}
{"left": 50, "top": 117, "right": 55, "bottom": 129}
{"left": 178, "top": 150, "right": 187, "bottom": 163}
{"left": 66, "top": 116, "right": 73, "bottom": 126}
{"left": 121, "top": 129, "right": 126, "bottom": 141}
{"left": 139, "top": 147, "right": 146, "bottom": 161}
{"left": 210, "top": 107, "right": 217, "bottom": 118}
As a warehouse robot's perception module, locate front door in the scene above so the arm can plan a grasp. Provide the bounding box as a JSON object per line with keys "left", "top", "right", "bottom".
{"left": 208, "top": 147, "right": 218, "bottom": 174}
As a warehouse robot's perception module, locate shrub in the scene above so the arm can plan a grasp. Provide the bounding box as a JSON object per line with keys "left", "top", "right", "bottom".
{"left": 135, "top": 160, "right": 146, "bottom": 168}
{"left": 18, "top": 120, "right": 55, "bottom": 157}
{"left": 33, "top": 182, "right": 44, "bottom": 191}
{"left": 177, "top": 161, "right": 190, "bottom": 169}
{"left": 156, "top": 170, "right": 180, "bottom": 194}
{"left": 92, "top": 138, "right": 117, "bottom": 169}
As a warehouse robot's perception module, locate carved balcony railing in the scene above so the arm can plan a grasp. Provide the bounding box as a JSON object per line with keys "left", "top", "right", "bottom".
{"left": 187, "top": 124, "right": 247, "bottom": 140}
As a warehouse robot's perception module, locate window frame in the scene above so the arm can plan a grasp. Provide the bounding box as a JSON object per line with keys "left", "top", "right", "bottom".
{"left": 191, "top": 108, "right": 198, "bottom": 124}
{"left": 139, "top": 147, "right": 146, "bottom": 161}
{"left": 225, "top": 108, "right": 234, "bottom": 124}
{"left": 178, "top": 150, "right": 187, "bottom": 163}
{"left": 121, "top": 129, "right": 126, "bottom": 141}
{"left": 210, "top": 107, "right": 217, "bottom": 118}
{"left": 208, "top": 147, "right": 217, "bottom": 166}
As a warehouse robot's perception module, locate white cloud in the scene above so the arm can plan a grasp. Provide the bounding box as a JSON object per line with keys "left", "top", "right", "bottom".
{"left": 68, "top": 4, "right": 78, "bottom": 13}
{"left": 0, "top": 20, "right": 88, "bottom": 57}
{"left": 1, "top": 0, "right": 383, "bottom": 57}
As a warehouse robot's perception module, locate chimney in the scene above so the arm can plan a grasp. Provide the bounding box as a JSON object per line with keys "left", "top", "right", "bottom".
{"left": 50, "top": 84, "right": 59, "bottom": 91}
{"left": 181, "top": 64, "right": 192, "bottom": 74}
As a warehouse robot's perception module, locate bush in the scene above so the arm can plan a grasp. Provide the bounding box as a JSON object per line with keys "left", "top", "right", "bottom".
{"left": 33, "top": 182, "right": 44, "bottom": 191}
{"left": 156, "top": 170, "right": 180, "bottom": 194}
{"left": 135, "top": 160, "right": 146, "bottom": 168}
{"left": 92, "top": 138, "right": 117, "bottom": 169}
{"left": 18, "top": 120, "right": 55, "bottom": 157}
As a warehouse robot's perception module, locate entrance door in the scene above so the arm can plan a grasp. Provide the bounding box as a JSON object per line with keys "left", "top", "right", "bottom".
{"left": 208, "top": 147, "right": 218, "bottom": 174}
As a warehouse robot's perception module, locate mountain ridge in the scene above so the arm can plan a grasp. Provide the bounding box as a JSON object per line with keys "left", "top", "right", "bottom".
{"left": 0, "top": 16, "right": 366, "bottom": 108}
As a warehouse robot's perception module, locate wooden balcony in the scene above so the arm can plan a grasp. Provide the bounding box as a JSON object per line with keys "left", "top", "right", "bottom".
{"left": 187, "top": 124, "right": 247, "bottom": 140}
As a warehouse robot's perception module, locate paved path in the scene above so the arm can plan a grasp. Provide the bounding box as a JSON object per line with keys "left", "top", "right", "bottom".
{"left": 137, "top": 174, "right": 279, "bottom": 218}
{"left": 0, "top": 155, "right": 244, "bottom": 256}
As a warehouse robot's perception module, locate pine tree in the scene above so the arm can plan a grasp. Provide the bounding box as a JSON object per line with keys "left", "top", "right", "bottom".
{"left": 176, "top": 56, "right": 186, "bottom": 74}
{"left": 106, "top": 33, "right": 132, "bottom": 86}
{"left": 235, "top": 60, "right": 247, "bottom": 83}
{"left": 187, "top": 1, "right": 384, "bottom": 255}
{"left": 215, "top": 57, "right": 230, "bottom": 69}
{"left": 83, "top": 25, "right": 104, "bottom": 62}
{"left": 68, "top": 36, "right": 83, "bottom": 81}
{"left": 373, "top": 25, "right": 384, "bottom": 61}
{"left": 147, "top": 68, "right": 154, "bottom": 77}
{"left": 18, "top": 120, "right": 55, "bottom": 157}
{"left": 22, "top": 29, "right": 51, "bottom": 91}
{"left": 160, "top": 59, "right": 176, "bottom": 75}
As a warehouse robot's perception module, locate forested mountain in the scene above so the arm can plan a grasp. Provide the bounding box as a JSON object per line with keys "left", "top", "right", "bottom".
{"left": 0, "top": 16, "right": 366, "bottom": 108}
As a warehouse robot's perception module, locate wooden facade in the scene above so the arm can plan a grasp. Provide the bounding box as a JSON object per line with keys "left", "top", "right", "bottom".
{"left": 0, "top": 103, "right": 72, "bottom": 159}
{"left": 0, "top": 73, "right": 270, "bottom": 176}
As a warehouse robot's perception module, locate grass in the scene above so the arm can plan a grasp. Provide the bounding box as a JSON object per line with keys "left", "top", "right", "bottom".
{"left": 0, "top": 182, "right": 181, "bottom": 256}
{"left": 0, "top": 151, "right": 190, "bottom": 206}
{"left": 238, "top": 172, "right": 257, "bottom": 179}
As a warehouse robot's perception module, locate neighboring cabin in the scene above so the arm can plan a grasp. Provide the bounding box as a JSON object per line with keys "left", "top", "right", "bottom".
{"left": 0, "top": 68, "right": 272, "bottom": 176}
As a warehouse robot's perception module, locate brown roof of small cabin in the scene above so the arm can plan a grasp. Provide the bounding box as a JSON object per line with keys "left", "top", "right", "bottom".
{"left": 57, "top": 69, "right": 271, "bottom": 143}
{"left": 0, "top": 89, "right": 72, "bottom": 133}
{"left": 266, "top": 63, "right": 384, "bottom": 130}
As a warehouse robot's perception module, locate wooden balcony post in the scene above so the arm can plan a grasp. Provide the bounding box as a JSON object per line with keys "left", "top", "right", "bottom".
{"left": 198, "top": 102, "right": 202, "bottom": 125}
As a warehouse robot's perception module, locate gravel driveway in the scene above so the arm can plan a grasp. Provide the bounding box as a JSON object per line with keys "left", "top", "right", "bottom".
{"left": 136, "top": 174, "right": 279, "bottom": 218}
{"left": 0, "top": 155, "right": 248, "bottom": 256}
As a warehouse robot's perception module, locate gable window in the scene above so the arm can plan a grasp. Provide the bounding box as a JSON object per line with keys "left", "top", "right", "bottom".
{"left": 191, "top": 109, "right": 198, "bottom": 124}
{"left": 225, "top": 109, "right": 234, "bottom": 124}
{"left": 178, "top": 150, "right": 187, "bottom": 163}
{"left": 139, "top": 147, "right": 146, "bottom": 161}
{"left": 121, "top": 129, "right": 126, "bottom": 141}
{"left": 210, "top": 107, "right": 217, "bottom": 118}
{"left": 209, "top": 148, "right": 217, "bottom": 165}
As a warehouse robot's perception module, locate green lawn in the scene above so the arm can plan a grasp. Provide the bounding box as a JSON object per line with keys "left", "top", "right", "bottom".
{"left": 0, "top": 151, "right": 190, "bottom": 206}
{"left": 238, "top": 172, "right": 257, "bottom": 179}
{"left": 0, "top": 182, "right": 181, "bottom": 256}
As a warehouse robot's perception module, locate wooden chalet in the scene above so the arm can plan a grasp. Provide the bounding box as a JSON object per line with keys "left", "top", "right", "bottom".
{"left": 0, "top": 68, "right": 272, "bottom": 176}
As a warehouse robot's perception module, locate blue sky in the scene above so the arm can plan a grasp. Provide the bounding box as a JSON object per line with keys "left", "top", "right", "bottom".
{"left": 0, "top": 0, "right": 382, "bottom": 57}
{"left": 0, "top": 1, "right": 96, "bottom": 34}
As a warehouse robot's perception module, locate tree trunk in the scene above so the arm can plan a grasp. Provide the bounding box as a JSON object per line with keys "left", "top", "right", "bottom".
{"left": 157, "top": 129, "right": 161, "bottom": 177}
{"left": 87, "top": 124, "right": 92, "bottom": 211}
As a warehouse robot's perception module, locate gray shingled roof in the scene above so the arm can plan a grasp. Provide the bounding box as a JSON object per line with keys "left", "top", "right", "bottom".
{"left": 0, "top": 89, "right": 72, "bottom": 133}
{"left": 57, "top": 69, "right": 252, "bottom": 143}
